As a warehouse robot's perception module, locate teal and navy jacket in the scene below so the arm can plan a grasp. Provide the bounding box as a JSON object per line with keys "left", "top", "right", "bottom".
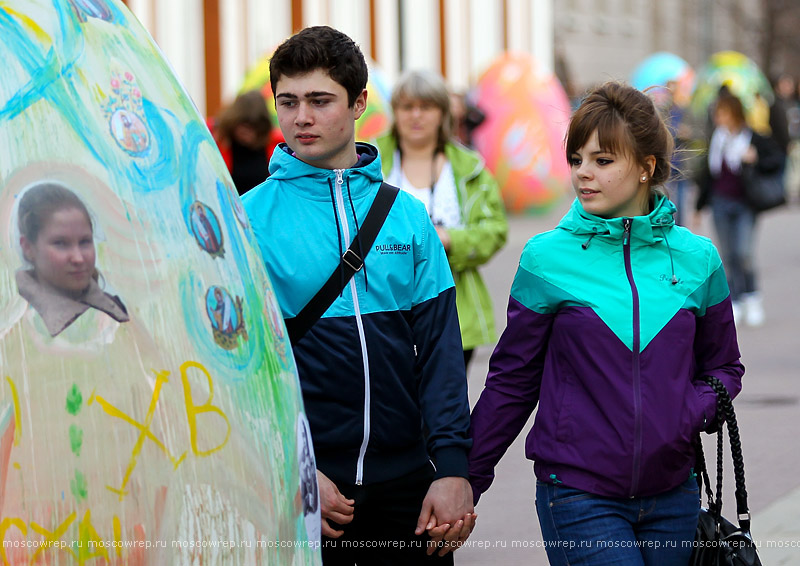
{"left": 469, "top": 196, "right": 744, "bottom": 500}
{"left": 242, "top": 143, "right": 471, "bottom": 487}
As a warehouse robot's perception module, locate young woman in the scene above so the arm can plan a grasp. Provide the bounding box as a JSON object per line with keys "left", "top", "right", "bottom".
{"left": 16, "top": 182, "right": 128, "bottom": 336}
{"left": 468, "top": 82, "right": 744, "bottom": 565}
{"left": 376, "top": 70, "right": 507, "bottom": 369}
{"left": 695, "top": 92, "right": 785, "bottom": 327}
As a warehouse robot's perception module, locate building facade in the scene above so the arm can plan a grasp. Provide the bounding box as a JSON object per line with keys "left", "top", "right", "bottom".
{"left": 120, "top": 0, "right": 764, "bottom": 118}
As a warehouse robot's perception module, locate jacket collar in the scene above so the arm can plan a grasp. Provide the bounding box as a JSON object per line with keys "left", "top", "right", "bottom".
{"left": 267, "top": 142, "right": 384, "bottom": 200}
{"left": 16, "top": 270, "right": 129, "bottom": 336}
{"left": 557, "top": 196, "right": 677, "bottom": 245}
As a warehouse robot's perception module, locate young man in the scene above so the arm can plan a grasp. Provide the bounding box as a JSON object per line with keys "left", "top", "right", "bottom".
{"left": 242, "top": 26, "right": 474, "bottom": 563}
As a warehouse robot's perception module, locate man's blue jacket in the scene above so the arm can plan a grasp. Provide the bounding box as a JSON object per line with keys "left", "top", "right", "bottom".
{"left": 243, "top": 143, "right": 471, "bottom": 487}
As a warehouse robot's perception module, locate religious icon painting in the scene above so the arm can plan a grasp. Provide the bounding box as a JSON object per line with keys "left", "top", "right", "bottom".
{"left": 296, "top": 414, "right": 321, "bottom": 544}
{"left": 189, "top": 201, "right": 225, "bottom": 258}
{"left": 205, "top": 285, "right": 247, "bottom": 350}
{"left": 103, "top": 71, "right": 150, "bottom": 156}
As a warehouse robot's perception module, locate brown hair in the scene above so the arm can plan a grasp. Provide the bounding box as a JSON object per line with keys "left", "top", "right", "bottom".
{"left": 713, "top": 92, "right": 747, "bottom": 129}
{"left": 269, "top": 26, "right": 368, "bottom": 108}
{"left": 566, "top": 82, "right": 674, "bottom": 190}
{"left": 389, "top": 70, "right": 452, "bottom": 153}
{"left": 215, "top": 90, "right": 273, "bottom": 147}
{"left": 19, "top": 182, "right": 93, "bottom": 246}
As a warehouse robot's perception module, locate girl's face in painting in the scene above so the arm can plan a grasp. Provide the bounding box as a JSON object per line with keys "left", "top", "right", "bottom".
{"left": 21, "top": 207, "right": 96, "bottom": 294}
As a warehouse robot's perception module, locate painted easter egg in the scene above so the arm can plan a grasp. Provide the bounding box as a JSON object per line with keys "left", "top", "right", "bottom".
{"left": 0, "top": 1, "right": 319, "bottom": 564}
{"left": 472, "top": 52, "right": 572, "bottom": 214}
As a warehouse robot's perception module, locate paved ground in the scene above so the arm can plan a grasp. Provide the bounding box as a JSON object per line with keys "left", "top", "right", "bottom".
{"left": 455, "top": 197, "right": 800, "bottom": 565}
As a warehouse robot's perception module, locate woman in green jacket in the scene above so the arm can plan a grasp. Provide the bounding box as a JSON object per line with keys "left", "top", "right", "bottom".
{"left": 376, "top": 70, "right": 508, "bottom": 368}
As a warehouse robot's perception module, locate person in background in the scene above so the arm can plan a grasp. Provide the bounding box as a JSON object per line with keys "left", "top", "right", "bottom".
{"left": 242, "top": 27, "right": 474, "bottom": 563}
{"left": 769, "top": 74, "right": 794, "bottom": 157}
{"left": 213, "top": 90, "right": 282, "bottom": 195}
{"left": 448, "top": 89, "right": 485, "bottom": 149}
{"left": 376, "top": 70, "right": 508, "bottom": 371}
{"left": 695, "top": 92, "right": 785, "bottom": 327}
{"left": 772, "top": 73, "right": 800, "bottom": 203}
{"left": 469, "top": 81, "right": 744, "bottom": 565}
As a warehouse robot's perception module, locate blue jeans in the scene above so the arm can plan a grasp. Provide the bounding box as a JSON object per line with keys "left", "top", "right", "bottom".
{"left": 711, "top": 194, "right": 757, "bottom": 300}
{"left": 535, "top": 476, "right": 699, "bottom": 566}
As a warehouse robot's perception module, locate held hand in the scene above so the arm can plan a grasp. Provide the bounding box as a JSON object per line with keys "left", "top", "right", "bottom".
{"left": 317, "top": 470, "right": 355, "bottom": 538}
{"left": 426, "top": 512, "right": 477, "bottom": 557}
{"left": 415, "top": 477, "right": 475, "bottom": 556}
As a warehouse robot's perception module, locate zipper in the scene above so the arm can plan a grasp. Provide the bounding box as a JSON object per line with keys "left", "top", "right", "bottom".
{"left": 622, "top": 217, "right": 643, "bottom": 496}
{"left": 333, "top": 169, "right": 371, "bottom": 486}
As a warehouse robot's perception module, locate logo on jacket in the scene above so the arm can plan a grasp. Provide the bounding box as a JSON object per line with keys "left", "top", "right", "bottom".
{"left": 659, "top": 274, "right": 683, "bottom": 285}
{"left": 375, "top": 241, "right": 411, "bottom": 255}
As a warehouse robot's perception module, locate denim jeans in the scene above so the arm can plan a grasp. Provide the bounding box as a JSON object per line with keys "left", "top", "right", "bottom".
{"left": 711, "top": 194, "right": 757, "bottom": 300}
{"left": 535, "top": 476, "right": 699, "bottom": 566}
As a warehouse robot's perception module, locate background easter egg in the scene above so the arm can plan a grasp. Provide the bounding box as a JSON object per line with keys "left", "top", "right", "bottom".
{"left": 0, "top": 1, "right": 319, "bottom": 564}
{"left": 472, "top": 52, "right": 572, "bottom": 214}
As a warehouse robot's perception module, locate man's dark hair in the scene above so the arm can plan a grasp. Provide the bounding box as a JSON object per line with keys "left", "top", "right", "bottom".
{"left": 269, "top": 26, "right": 368, "bottom": 108}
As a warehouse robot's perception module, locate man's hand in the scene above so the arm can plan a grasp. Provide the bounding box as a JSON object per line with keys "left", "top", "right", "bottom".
{"left": 317, "top": 470, "right": 355, "bottom": 538}
{"left": 414, "top": 477, "right": 476, "bottom": 556}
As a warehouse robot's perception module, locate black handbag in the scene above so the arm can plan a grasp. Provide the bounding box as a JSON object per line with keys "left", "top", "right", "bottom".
{"left": 741, "top": 163, "right": 786, "bottom": 212}
{"left": 689, "top": 375, "right": 761, "bottom": 566}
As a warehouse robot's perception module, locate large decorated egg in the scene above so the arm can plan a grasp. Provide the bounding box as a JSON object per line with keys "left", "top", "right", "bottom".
{"left": 0, "top": 1, "right": 319, "bottom": 564}
{"left": 472, "top": 52, "right": 572, "bottom": 214}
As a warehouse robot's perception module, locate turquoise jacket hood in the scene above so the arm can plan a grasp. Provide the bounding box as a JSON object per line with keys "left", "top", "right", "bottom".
{"left": 557, "top": 196, "right": 677, "bottom": 244}
{"left": 267, "top": 142, "right": 383, "bottom": 195}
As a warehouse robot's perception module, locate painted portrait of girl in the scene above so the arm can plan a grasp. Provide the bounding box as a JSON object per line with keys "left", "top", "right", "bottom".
{"left": 16, "top": 182, "right": 129, "bottom": 336}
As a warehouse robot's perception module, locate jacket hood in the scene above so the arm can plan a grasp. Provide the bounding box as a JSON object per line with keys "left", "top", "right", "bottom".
{"left": 267, "top": 142, "right": 384, "bottom": 198}
{"left": 557, "top": 196, "right": 677, "bottom": 246}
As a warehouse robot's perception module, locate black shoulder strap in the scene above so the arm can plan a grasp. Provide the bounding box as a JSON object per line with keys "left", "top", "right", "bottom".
{"left": 285, "top": 182, "right": 399, "bottom": 345}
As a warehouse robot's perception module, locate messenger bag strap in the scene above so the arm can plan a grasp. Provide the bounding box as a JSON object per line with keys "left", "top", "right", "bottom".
{"left": 285, "top": 182, "right": 399, "bottom": 345}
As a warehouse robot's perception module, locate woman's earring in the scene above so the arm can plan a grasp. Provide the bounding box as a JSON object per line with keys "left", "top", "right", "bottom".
{"left": 641, "top": 176, "right": 648, "bottom": 183}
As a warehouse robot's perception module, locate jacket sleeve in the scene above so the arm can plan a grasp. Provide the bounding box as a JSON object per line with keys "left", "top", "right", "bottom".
{"left": 410, "top": 209, "right": 472, "bottom": 480}
{"left": 468, "top": 248, "right": 554, "bottom": 504}
{"left": 446, "top": 167, "right": 508, "bottom": 272}
{"left": 693, "top": 246, "right": 745, "bottom": 431}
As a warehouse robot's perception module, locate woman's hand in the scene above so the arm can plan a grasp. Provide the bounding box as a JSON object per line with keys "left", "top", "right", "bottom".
{"left": 435, "top": 226, "right": 451, "bottom": 252}
{"left": 742, "top": 145, "right": 758, "bottom": 164}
